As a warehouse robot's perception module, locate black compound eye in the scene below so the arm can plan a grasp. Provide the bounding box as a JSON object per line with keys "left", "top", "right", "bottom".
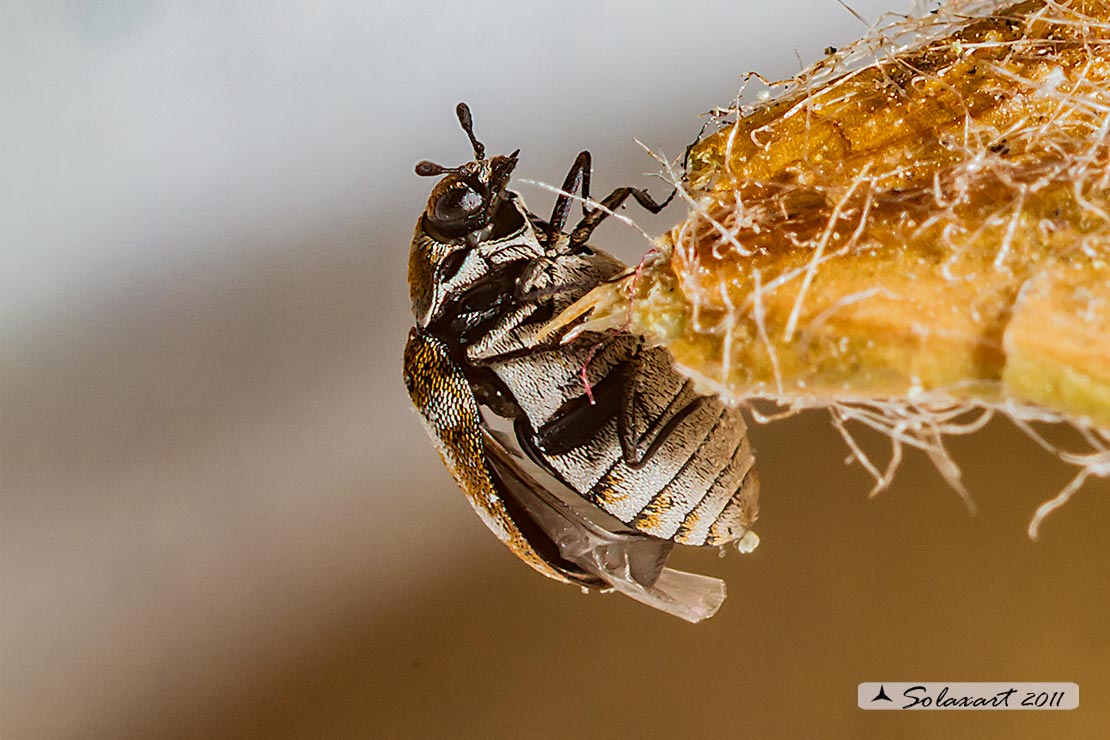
{"left": 428, "top": 181, "right": 486, "bottom": 234}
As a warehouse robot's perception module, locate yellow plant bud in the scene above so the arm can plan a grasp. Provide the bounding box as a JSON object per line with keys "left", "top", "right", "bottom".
{"left": 557, "top": 0, "right": 1110, "bottom": 533}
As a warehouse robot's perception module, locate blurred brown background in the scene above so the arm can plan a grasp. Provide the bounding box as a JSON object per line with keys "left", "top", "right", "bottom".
{"left": 3, "top": 1, "right": 1109, "bottom": 738}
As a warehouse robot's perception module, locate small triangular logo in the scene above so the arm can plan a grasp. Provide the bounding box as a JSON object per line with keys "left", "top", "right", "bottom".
{"left": 872, "top": 685, "right": 893, "bottom": 702}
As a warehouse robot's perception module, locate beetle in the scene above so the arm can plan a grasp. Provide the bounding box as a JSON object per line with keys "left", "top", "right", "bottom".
{"left": 403, "top": 103, "right": 759, "bottom": 621}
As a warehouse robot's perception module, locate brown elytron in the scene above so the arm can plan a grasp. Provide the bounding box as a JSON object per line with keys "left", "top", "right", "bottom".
{"left": 562, "top": 0, "right": 1109, "bottom": 530}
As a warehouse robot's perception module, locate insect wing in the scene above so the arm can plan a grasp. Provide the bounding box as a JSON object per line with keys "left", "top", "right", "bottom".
{"left": 483, "top": 431, "right": 729, "bottom": 623}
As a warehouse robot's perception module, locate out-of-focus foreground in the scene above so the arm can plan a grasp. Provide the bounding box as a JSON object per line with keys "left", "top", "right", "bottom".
{"left": 3, "top": 2, "right": 1109, "bottom": 739}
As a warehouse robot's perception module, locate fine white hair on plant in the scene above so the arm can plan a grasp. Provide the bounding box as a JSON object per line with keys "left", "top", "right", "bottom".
{"left": 517, "top": 178, "right": 660, "bottom": 249}
{"left": 552, "top": 0, "right": 1110, "bottom": 538}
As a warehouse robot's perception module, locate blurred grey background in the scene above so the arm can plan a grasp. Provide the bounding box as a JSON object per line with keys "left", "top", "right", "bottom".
{"left": 3, "top": 1, "right": 1110, "bottom": 738}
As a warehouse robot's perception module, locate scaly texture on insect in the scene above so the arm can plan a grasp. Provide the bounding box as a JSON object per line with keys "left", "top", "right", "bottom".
{"left": 403, "top": 105, "right": 758, "bottom": 621}
{"left": 558, "top": 0, "right": 1109, "bottom": 533}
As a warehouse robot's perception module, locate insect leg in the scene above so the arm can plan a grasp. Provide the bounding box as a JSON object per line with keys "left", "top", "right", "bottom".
{"left": 580, "top": 347, "right": 759, "bottom": 545}
{"left": 522, "top": 347, "right": 704, "bottom": 468}
{"left": 620, "top": 395, "right": 708, "bottom": 470}
{"left": 546, "top": 151, "right": 592, "bottom": 244}
{"left": 569, "top": 184, "right": 677, "bottom": 248}
{"left": 547, "top": 152, "right": 677, "bottom": 250}
{"left": 527, "top": 360, "right": 627, "bottom": 456}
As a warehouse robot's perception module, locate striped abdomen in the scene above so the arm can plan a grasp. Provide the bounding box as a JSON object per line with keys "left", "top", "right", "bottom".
{"left": 468, "top": 246, "right": 759, "bottom": 547}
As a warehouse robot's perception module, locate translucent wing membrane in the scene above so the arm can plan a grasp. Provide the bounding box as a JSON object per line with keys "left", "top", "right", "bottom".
{"left": 483, "top": 431, "right": 728, "bottom": 623}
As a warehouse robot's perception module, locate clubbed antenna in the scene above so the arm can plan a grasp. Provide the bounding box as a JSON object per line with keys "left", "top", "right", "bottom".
{"left": 414, "top": 103, "right": 488, "bottom": 176}
{"left": 414, "top": 160, "right": 456, "bottom": 177}
{"left": 456, "top": 102, "right": 485, "bottom": 160}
